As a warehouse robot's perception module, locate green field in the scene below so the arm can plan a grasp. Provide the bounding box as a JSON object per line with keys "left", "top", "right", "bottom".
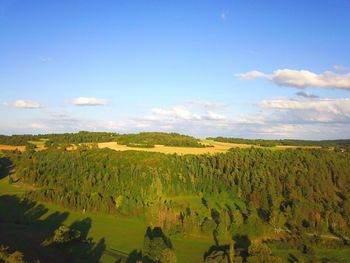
{"left": 2, "top": 176, "right": 350, "bottom": 262}
{"left": 0, "top": 177, "right": 212, "bottom": 262}
{"left": 28, "top": 138, "right": 48, "bottom": 146}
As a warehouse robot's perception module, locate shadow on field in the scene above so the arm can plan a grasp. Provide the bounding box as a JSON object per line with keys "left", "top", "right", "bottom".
{"left": 203, "top": 233, "right": 251, "bottom": 262}
{"left": 0, "top": 156, "right": 12, "bottom": 180}
{"left": 0, "top": 194, "right": 105, "bottom": 262}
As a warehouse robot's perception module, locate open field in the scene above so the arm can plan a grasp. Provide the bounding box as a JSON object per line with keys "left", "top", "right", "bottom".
{"left": 98, "top": 140, "right": 253, "bottom": 155}
{"left": 0, "top": 139, "right": 323, "bottom": 156}
{"left": 98, "top": 139, "right": 321, "bottom": 155}
{"left": 0, "top": 177, "right": 212, "bottom": 263}
{"left": 0, "top": 145, "right": 25, "bottom": 151}
{"left": 28, "top": 139, "right": 48, "bottom": 146}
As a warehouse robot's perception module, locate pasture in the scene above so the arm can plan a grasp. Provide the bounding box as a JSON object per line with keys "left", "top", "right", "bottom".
{"left": 0, "top": 177, "right": 212, "bottom": 262}
{"left": 1, "top": 171, "right": 349, "bottom": 262}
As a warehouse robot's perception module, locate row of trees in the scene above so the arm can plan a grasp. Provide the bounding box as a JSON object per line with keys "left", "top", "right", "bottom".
{"left": 208, "top": 136, "right": 350, "bottom": 147}
{"left": 0, "top": 131, "right": 205, "bottom": 148}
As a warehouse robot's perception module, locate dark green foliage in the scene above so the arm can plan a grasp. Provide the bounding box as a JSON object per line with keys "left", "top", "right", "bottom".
{"left": 208, "top": 136, "right": 350, "bottom": 147}
{"left": 49, "top": 225, "right": 81, "bottom": 244}
{"left": 201, "top": 217, "right": 217, "bottom": 234}
{"left": 116, "top": 132, "right": 204, "bottom": 147}
{"left": 25, "top": 143, "right": 36, "bottom": 152}
{"left": 247, "top": 242, "right": 283, "bottom": 263}
{"left": 6, "top": 147, "right": 350, "bottom": 240}
{"left": 0, "top": 135, "right": 39, "bottom": 146}
{"left": 0, "top": 131, "right": 205, "bottom": 148}
{"left": 142, "top": 227, "right": 176, "bottom": 262}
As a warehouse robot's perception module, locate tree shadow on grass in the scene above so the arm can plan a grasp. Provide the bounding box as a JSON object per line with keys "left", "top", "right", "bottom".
{"left": 203, "top": 244, "right": 230, "bottom": 262}
{"left": 0, "top": 194, "right": 106, "bottom": 263}
{"left": 0, "top": 156, "right": 13, "bottom": 180}
{"left": 203, "top": 233, "right": 251, "bottom": 262}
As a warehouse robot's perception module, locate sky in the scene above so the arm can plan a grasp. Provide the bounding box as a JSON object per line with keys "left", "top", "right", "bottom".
{"left": 1, "top": 0, "right": 350, "bottom": 139}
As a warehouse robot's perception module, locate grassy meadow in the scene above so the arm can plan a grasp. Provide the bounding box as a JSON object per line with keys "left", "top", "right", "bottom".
{"left": 2, "top": 169, "right": 350, "bottom": 262}
{"left": 0, "top": 176, "right": 212, "bottom": 262}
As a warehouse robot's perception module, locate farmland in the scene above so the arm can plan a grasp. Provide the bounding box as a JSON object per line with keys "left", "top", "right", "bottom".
{"left": 1, "top": 138, "right": 350, "bottom": 262}
{"left": 0, "top": 135, "right": 323, "bottom": 156}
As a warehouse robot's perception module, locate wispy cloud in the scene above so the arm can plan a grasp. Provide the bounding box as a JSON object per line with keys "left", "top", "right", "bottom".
{"left": 334, "top": 65, "right": 350, "bottom": 71}
{"left": 206, "top": 111, "right": 226, "bottom": 120}
{"left": 239, "top": 69, "right": 350, "bottom": 90}
{"left": 258, "top": 98, "right": 350, "bottom": 113}
{"left": 295, "top": 91, "right": 319, "bottom": 99}
{"left": 12, "top": 100, "right": 44, "bottom": 109}
{"left": 38, "top": 56, "right": 52, "bottom": 63}
{"left": 220, "top": 11, "right": 228, "bottom": 20}
{"left": 186, "top": 100, "right": 226, "bottom": 109}
{"left": 72, "top": 97, "right": 107, "bottom": 106}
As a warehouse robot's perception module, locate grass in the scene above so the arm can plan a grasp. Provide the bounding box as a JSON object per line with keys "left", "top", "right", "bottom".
{"left": 0, "top": 178, "right": 26, "bottom": 195}
{"left": 28, "top": 138, "right": 48, "bottom": 146}
{"left": 0, "top": 177, "right": 212, "bottom": 262}
{"left": 1, "top": 177, "right": 349, "bottom": 262}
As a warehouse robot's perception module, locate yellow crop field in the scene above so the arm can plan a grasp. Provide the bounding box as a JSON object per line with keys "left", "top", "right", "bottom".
{"left": 98, "top": 140, "right": 253, "bottom": 155}
{"left": 0, "top": 140, "right": 322, "bottom": 156}
{"left": 0, "top": 145, "right": 25, "bottom": 151}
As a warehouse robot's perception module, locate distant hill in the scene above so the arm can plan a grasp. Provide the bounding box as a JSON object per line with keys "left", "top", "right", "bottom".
{"left": 0, "top": 131, "right": 205, "bottom": 148}
{"left": 207, "top": 136, "right": 350, "bottom": 147}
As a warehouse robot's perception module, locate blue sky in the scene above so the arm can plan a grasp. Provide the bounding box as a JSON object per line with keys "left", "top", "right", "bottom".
{"left": 1, "top": 0, "right": 350, "bottom": 139}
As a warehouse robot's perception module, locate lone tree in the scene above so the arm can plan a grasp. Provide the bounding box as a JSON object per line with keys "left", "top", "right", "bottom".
{"left": 143, "top": 227, "right": 176, "bottom": 263}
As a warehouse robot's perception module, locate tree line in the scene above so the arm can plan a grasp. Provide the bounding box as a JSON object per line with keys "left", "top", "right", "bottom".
{"left": 208, "top": 136, "right": 350, "bottom": 148}
{"left": 0, "top": 132, "right": 205, "bottom": 148}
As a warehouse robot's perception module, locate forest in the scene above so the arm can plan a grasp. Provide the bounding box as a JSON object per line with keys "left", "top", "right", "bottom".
{"left": 0, "top": 132, "right": 204, "bottom": 148}
{"left": 2, "top": 145, "right": 350, "bottom": 262}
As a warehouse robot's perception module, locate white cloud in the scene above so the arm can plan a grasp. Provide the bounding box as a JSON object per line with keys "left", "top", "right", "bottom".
{"left": 13, "top": 100, "right": 44, "bottom": 109}
{"left": 72, "top": 97, "right": 107, "bottom": 106}
{"left": 147, "top": 107, "right": 201, "bottom": 121}
{"left": 206, "top": 111, "right": 226, "bottom": 120}
{"left": 239, "top": 70, "right": 268, "bottom": 80}
{"left": 2, "top": 98, "right": 350, "bottom": 139}
{"left": 257, "top": 98, "right": 350, "bottom": 125}
{"left": 239, "top": 69, "right": 350, "bottom": 90}
{"left": 186, "top": 101, "right": 226, "bottom": 109}
{"left": 334, "top": 65, "right": 350, "bottom": 71}
{"left": 258, "top": 98, "right": 350, "bottom": 115}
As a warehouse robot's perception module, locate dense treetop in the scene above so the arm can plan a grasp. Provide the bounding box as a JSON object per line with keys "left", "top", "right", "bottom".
{"left": 6, "top": 147, "right": 350, "bottom": 240}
